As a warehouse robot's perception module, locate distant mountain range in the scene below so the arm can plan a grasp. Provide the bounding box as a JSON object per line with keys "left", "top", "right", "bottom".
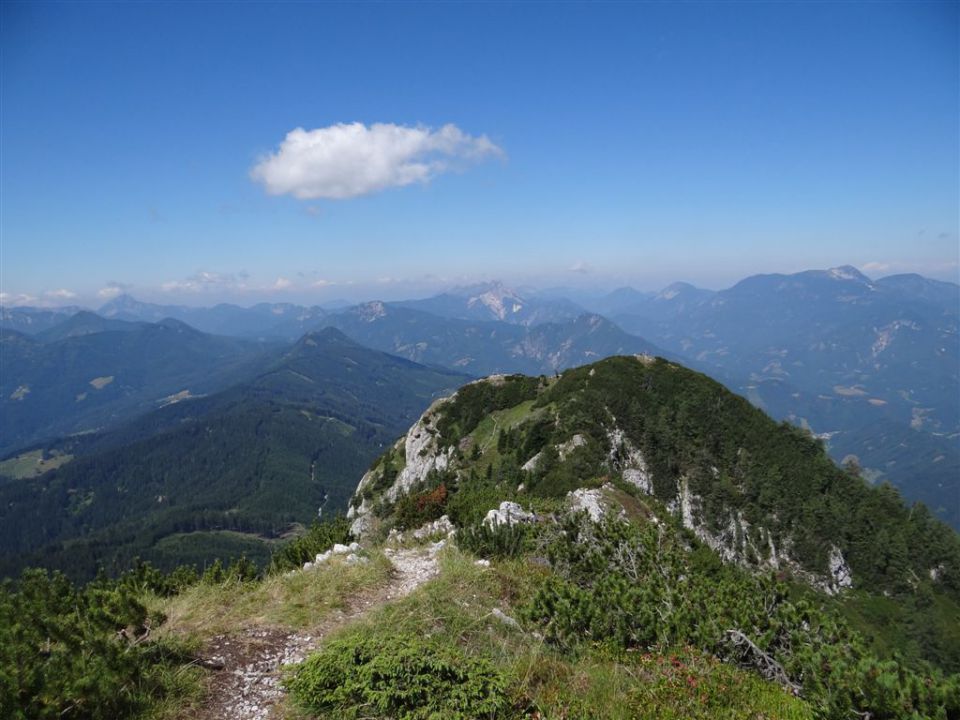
{"left": 2, "top": 265, "right": 957, "bottom": 528}
{"left": 97, "top": 293, "right": 328, "bottom": 339}
{"left": 321, "top": 302, "right": 665, "bottom": 376}
{"left": 589, "top": 266, "right": 959, "bottom": 526}
{"left": 1, "top": 317, "right": 279, "bottom": 457}
{"left": 393, "top": 280, "right": 585, "bottom": 326}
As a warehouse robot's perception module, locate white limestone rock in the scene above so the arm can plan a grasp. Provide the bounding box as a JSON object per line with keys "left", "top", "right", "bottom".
{"left": 522, "top": 434, "right": 588, "bottom": 472}
{"left": 349, "top": 513, "right": 374, "bottom": 539}
{"left": 559, "top": 434, "right": 587, "bottom": 459}
{"left": 484, "top": 501, "right": 536, "bottom": 528}
{"left": 412, "top": 515, "right": 456, "bottom": 540}
{"left": 568, "top": 487, "right": 606, "bottom": 522}
{"left": 491, "top": 607, "right": 519, "bottom": 628}
{"left": 607, "top": 427, "right": 652, "bottom": 494}
{"left": 827, "top": 546, "right": 853, "bottom": 594}
{"left": 521, "top": 452, "right": 542, "bottom": 472}
{"left": 668, "top": 476, "right": 854, "bottom": 595}
{"left": 310, "top": 541, "right": 362, "bottom": 567}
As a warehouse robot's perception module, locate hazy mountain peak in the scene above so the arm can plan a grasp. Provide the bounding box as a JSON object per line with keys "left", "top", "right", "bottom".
{"left": 825, "top": 265, "right": 872, "bottom": 284}
{"left": 447, "top": 279, "right": 513, "bottom": 297}
{"left": 351, "top": 301, "right": 390, "bottom": 322}
{"left": 296, "top": 326, "right": 356, "bottom": 348}
{"left": 465, "top": 282, "right": 524, "bottom": 320}
{"left": 154, "top": 317, "right": 203, "bottom": 335}
{"left": 98, "top": 293, "right": 146, "bottom": 315}
{"left": 655, "top": 281, "right": 706, "bottom": 301}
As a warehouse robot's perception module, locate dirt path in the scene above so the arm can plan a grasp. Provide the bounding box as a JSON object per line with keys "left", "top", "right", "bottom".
{"left": 191, "top": 544, "right": 443, "bottom": 720}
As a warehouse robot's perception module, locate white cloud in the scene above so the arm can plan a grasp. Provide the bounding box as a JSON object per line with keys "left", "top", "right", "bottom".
{"left": 45, "top": 288, "right": 77, "bottom": 300}
{"left": 0, "top": 292, "right": 38, "bottom": 307}
{"left": 161, "top": 271, "right": 246, "bottom": 294}
{"left": 250, "top": 122, "right": 503, "bottom": 200}
{"left": 273, "top": 277, "right": 292, "bottom": 290}
{"left": 97, "top": 281, "right": 131, "bottom": 300}
{"left": 569, "top": 261, "right": 593, "bottom": 275}
{"left": 861, "top": 260, "right": 959, "bottom": 277}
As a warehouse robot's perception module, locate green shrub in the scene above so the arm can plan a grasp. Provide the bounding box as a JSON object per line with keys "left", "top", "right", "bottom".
{"left": 524, "top": 517, "right": 960, "bottom": 720}
{"left": 445, "top": 478, "right": 515, "bottom": 527}
{"left": 625, "top": 647, "right": 814, "bottom": 720}
{"left": 0, "top": 568, "right": 192, "bottom": 720}
{"left": 394, "top": 483, "right": 448, "bottom": 530}
{"left": 268, "top": 516, "right": 351, "bottom": 574}
{"left": 457, "top": 521, "right": 531, "bottom": 560}
{"left": 287, "top": 632, "right": 514, "bottom": 719}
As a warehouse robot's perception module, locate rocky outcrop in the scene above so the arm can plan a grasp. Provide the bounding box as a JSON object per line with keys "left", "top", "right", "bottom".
{"left": 827, "top": 546, "right": 853, "bottom": 593}
{"left": 669, "top": 476, "right": 853, "bottom": 595}
{"left": 568, "top": 487, "right": 606, "bottom": 521}
{"left": 303, "top": 542, "right": 363, "bottom": 570}
{"left": 522, "top": 434, "right": 587, "bottom": 472}
{"left": 484, "top": 501, "right": 536, "bottom": 527}
{"left": 349, "top": 394, "right": 457, "bottom": 537}
{"left": 606, "top": 426, "right": 652, "bottom": 494}
{"left": 412, "top": 515, "right": 456, "bottom": 540}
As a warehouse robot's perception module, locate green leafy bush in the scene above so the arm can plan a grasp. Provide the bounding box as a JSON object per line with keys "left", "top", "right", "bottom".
{"left": 287, "top": 632, "right": 514, "bottom": 719}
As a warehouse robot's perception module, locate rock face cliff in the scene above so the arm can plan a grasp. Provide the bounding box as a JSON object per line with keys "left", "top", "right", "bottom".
{"left": 348, "top": 395, "right": 456, "bottom": 537}
{"left": 347, "top": 355, "right": 953, "bottom": 597}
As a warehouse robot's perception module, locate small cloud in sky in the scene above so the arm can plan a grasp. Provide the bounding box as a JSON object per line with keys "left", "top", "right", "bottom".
{"left": 861, "top": 260, "right": 959, "bottom": 277}
{"left": 312, "top": 279, "right": 334, "bottom": 288}
{"left": 273, "top": 277, "right": 292, "bottom": 290}
{"left": 161, "top": 271, "right": 246, "bottom": 294}
{"left": 938, "top": 232, "right": 952, "bottom": 240}
{"left": 250, "top": 122, "right": 503, "bottom": 200}
{"left": 45, "top": 288, "right": 77, "bottom": 300}
{"left": 569, "top": 261, "right": 593, "bottom": 275}
{"left": 97, "top": 281, "right": 132, "bottom": 299}
{"left": 0, "top": 292, "right": 38, "bottom": 307}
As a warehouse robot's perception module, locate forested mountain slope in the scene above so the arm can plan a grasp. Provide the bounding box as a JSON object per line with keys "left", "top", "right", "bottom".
{"left": 349, "top": 355, "right": 960, "bottom": 675}
{"left": 0, "top": 318, "right": 279, "bottom": 457}
{"left": 0, "top": 329, "right": 464, "bottom": 580}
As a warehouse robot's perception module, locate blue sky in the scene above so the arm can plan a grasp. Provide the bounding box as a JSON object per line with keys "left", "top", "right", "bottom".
{"left": 1, "top": 1, "right": 957, "bottom": 306}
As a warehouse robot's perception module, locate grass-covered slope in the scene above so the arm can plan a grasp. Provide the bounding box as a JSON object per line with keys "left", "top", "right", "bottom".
{"left": 350, "top": 355, "right": 960, "bottom": 677}
{"left": 0, "top": 329, "right": 464, "bottom": 581}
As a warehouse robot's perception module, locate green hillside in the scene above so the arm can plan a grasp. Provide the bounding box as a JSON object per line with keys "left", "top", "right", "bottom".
{"left": 0, "top": 318, "right": 280, "bottom": 456}
{"left": 0, "top": 329, "right": 464, "bottom": 580}
{"left": 357, "top": 355, "right": 959, "bottom": 598}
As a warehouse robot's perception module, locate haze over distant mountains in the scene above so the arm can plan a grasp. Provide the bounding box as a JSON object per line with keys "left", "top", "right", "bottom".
{"left": 2, "top": 265, "right": 957, "bottom": 530}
